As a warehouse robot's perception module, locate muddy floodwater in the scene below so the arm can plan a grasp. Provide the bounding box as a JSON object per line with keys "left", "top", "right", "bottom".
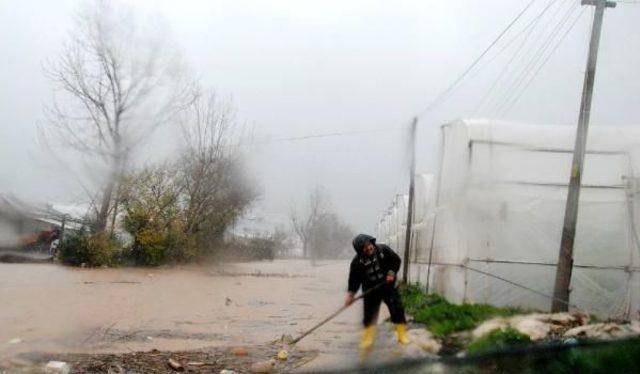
{"left": 0, "top": 260, "right": 403, "bottom": 371}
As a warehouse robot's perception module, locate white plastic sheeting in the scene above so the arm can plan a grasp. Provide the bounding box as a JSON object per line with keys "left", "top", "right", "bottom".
{"left": 382, "top": 119, "right": 640, "bottom": 318}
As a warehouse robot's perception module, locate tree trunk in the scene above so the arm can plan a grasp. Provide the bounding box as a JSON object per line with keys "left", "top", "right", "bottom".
{"left": 96, "top": 179, "right": 115, "bottom": 232}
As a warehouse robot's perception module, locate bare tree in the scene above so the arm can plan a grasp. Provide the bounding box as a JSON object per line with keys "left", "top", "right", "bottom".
{"left": 178, "top": 89, "right": 256, "bottom": 250}
{"left": 44, "top": 1, "right": 191, "bottom": 233}
{"left": 290, "top": 187, "right": 326, "bottom": 260}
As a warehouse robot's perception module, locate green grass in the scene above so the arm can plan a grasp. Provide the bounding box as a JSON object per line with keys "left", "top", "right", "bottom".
{"left": 467, "top": 327, "right": 531, "bottom": 355}
{"left": 400, "top": 284, "right": 522, "bottom": 337}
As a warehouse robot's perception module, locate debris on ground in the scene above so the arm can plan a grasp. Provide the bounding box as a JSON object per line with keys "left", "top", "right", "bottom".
{"left": 276, "top": 349, "right": 288, "bottom": 361}
{"left": 44, "top": 361, "right": 70, "bottom": 374}
{"left": 231, "top": 346, "right": 249, "bottom": 356}
{"left": 406, "top": 328, "right": 442, "bottom": 354}
{"left": 8, "top": 337, "right": 22, "bottom": 344}
{"left": 564, "top": 321, "right": 640, "bottom": 340}
{"left": 473, "top": 312, "right": 589, "bottom": 341}
{"left": 167, "top": 357, "right": 184, "bottom": 371}
{"left": 17, "top": 344, "right": 316, "bottom": 373}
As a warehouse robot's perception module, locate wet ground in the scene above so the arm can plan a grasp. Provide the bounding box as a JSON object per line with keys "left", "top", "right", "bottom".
{"left": 0, "top": 260, "right": 424, "bottom": 372}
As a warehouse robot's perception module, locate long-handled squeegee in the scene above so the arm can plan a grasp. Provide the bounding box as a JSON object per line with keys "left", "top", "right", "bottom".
{"left": 289, "top": 282, "right": 386, "bottom": 345}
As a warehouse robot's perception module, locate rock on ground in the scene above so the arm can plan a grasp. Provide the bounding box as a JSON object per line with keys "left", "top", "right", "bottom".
{"left": 473, "top": 312, "right": 589, "bottom": 341}
{"left": 564, "top": 321, "right": 640, "bottom": 340}
{"left": 406, "top": 329, "right": 442, "bottom": 354}
{"left": 44, "top": 361, "right": 71, "bottom": 374}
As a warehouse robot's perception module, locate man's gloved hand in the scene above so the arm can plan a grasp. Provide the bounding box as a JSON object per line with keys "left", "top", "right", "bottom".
{"left": 386, "top": 274, "right": 395, "bottom": 284}
{"left": 344, "top": 292, "right": 355, "bottom": 307}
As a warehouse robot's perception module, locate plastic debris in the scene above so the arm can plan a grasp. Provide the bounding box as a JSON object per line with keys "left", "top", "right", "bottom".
{"left": 167, "top": 358, "right": 184, "bottom": 371}
{"left": 45, "top": 361, "right": 70, "bottom": 374}
{"left": 406, "top": 329, "right": 442, "bottom": 354}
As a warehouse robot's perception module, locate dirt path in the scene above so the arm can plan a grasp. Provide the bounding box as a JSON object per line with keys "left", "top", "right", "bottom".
{"left": 0, "top": 260, "right": 425, "bottom": 372}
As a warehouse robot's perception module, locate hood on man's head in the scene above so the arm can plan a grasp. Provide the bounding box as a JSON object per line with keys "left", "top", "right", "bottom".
{"left": 352, "top": 234, "right": 376, "bottom": 255}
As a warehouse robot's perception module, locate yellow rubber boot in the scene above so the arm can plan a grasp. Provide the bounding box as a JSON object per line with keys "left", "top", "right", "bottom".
{"left": 395, "top": 324, "right": 410, "bottom": 345}
{"left": 359, "top": 325, "right": 376, "bottom": 351}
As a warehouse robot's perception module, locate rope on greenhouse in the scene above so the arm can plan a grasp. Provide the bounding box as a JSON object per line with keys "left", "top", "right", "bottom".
{"left": 462, "top": 264, "right": 583, "bottom": 311}
{"left": 417, "top": 260, "right": 584, "bottom": 310}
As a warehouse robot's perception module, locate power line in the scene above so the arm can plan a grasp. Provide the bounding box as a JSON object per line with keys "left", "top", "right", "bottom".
{"left": 485, "top": 0, "right": 575, "bottom": 115}
{"left": 496, "top": 2, "right": 581, "bottom": 116}
{"left": 417, "top": 0, "right": 541, "bottom": 118}
{"left": 235, "top": 125, "right": 408, "bottom": 147}
{"left": 473, "top": 0, "right": 560, "bottom": 115}
{"left": 492, "top": 1, "right": 579, "bottom": 116}
{"left": 234, "top": 1, "right": 556, "bottom": 149}
{"left": 500, "top": 6, "right": 588, "bottom": 116}
{"left": 466, "top": 0, "right": 560, "bottom": 89}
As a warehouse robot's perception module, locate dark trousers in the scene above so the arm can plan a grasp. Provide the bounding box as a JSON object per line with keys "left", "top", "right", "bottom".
{"left": 362, "top": 286, "right": 407, "bottom": 326}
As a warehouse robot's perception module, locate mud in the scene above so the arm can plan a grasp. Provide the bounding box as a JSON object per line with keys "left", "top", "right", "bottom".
{"left": 0, "top": 260, "right": 421, "bottom": 372}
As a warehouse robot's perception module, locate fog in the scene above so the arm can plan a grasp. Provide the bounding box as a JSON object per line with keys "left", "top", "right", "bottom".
{"left": 1, "top": 0, "right": 639, "bottom": 231}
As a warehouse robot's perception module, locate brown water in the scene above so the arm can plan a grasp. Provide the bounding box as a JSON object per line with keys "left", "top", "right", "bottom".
{"left": 0, "top": 260, "right": 403, "bottom": 370}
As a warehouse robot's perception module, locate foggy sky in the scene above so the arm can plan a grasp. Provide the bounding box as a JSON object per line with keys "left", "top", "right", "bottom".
{"left": 1, "top": 0, "right": 639, "bottom": 233}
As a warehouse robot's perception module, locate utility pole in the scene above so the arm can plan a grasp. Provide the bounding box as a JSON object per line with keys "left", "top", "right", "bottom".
{"left": 402, "top": 117, "right": 418, "bottom": 284}
{"left": 552, "top": 0, "right": 615, "bottom": 312}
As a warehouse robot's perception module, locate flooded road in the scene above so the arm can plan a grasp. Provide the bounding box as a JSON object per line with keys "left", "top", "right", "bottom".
{"left": 0, "top": 260, "right": 403, "bottom": 371}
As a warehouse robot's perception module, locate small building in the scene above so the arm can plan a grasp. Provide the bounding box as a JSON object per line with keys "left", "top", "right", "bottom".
{"left": 0, "top": 194, "right": 80, "bottom": 251}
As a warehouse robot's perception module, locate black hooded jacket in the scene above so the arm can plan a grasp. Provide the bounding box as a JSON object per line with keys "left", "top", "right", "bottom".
{"left": 348, "top": 234, "right": 401, "bottom": 293}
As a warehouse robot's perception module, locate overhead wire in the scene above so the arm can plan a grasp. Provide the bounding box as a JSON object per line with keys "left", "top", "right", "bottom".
{"left": 496, "top": 2, "right": 580, "bottom": 116}
{"left": 500, "top": 6, "right": 588, "bottom": 116}
{"left": 491, "top": 1, "right": 580, "bottom": 116}
{"left": 485, "top": 0, "right": 575, "bottom": 116}
{"left": 416, "top": 0, "right": 541, "bottom": 118}
{"left": 230, "top": 0, "right": 552, "bottom": 148}
{"left": 473, "top": 0, "right": 560, "bottom": 115}
{"left": 234, "top": 125, "right": 407, "bottom": 147}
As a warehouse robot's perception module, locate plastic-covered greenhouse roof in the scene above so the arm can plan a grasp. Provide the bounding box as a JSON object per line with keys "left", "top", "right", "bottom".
{"left": 450, "top": 119, "right": 640, "bottom": 152}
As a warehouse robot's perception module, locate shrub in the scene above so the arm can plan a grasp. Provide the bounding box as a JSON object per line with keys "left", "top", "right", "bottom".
{"left": 57, "top": 231, "right": 121, "bottom": 267}
{"left": 120, "top": 166, "right": 194, "bottom": 266}
{"left": 467, "top": 327, "right": 531, "bottom": 355}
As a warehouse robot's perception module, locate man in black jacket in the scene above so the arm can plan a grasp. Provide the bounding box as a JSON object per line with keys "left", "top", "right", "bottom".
{"left": 345, "top": 234, "right": 409, "bottom": 350}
